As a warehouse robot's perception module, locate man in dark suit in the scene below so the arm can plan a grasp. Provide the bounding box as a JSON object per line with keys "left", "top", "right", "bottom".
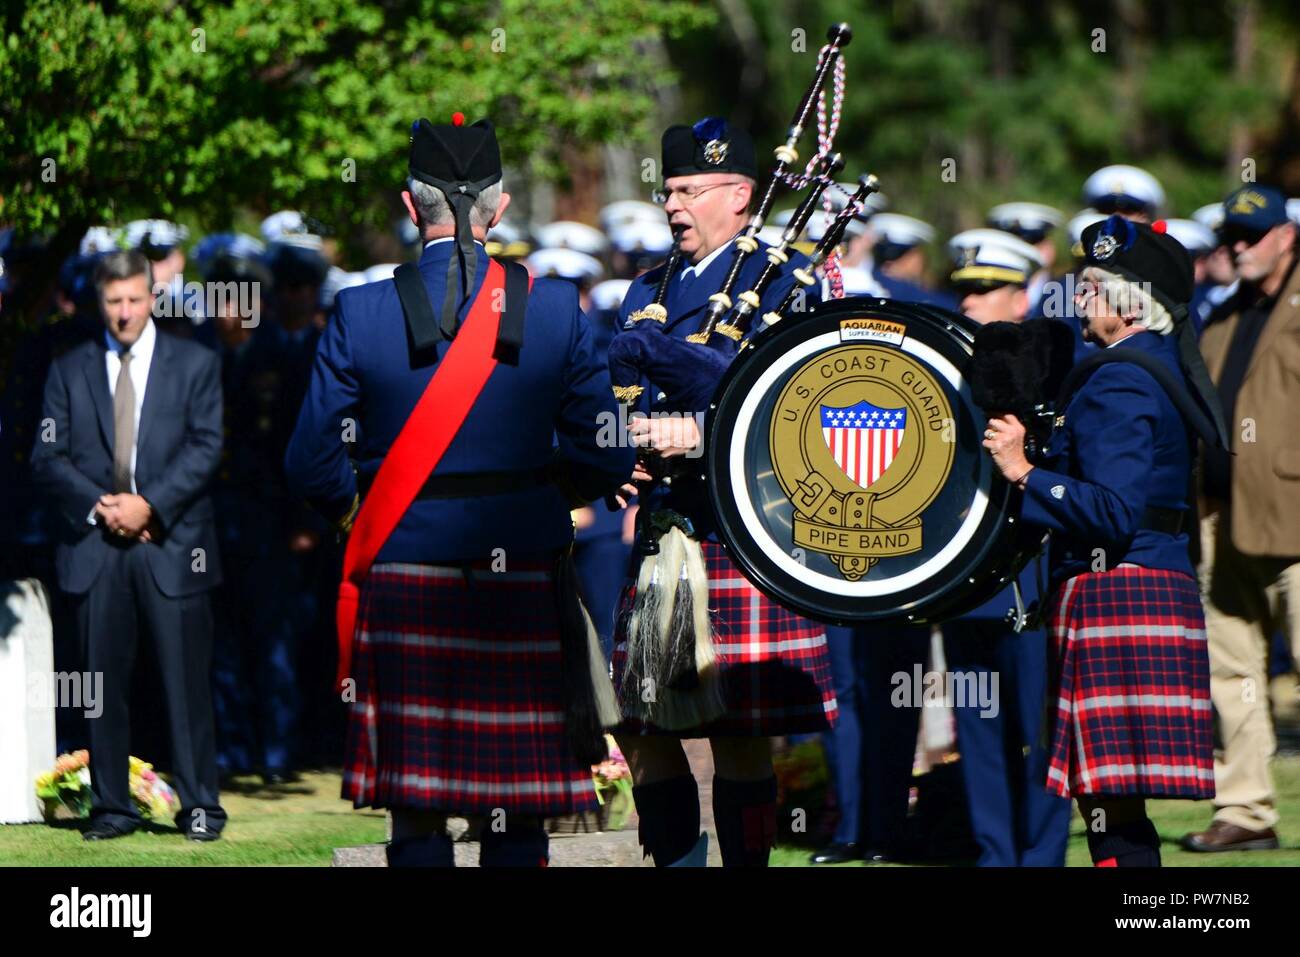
{"left": 31, "top": 249, "right": 227, "bottom": 842}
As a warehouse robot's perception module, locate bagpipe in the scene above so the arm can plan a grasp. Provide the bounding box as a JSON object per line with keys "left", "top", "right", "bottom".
{"left": 612, "top": 24, "right": 901, "bottom": 729}
{"left": 608, "top": 22, "right": 858, "bottom": 414}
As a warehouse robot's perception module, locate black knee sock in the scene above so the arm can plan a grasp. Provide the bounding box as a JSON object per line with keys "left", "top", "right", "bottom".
{"left": 1084, "top": 808, "right": 1161, "bottom": 867}
{"left": 712, "top": 775, "right": 777, "bottom": 868}
{"left": 479, "top": 818, "right": 549, "bottom": 868}
{"left": 632, "top": 775, "right": 700, "bottom": 866}
{"left": 386, "top": 832, "right": 454, "bottom": 867}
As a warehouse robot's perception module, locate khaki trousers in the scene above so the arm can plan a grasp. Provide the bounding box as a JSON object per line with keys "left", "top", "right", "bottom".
{"left": 1199, "top": 510, "right": 1300, "bottom": 831}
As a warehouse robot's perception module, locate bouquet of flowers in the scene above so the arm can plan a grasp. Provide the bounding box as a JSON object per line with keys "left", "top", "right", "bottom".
{"left": 35, "top": 750, "right": 93, "bottom": 819}
{"left": 128, "top": 756, "right": 180, "bottom": 821}
{"left": 35, "top": 751, "right": 179, "bottom": 823}
{"left": 592, "top": 735, "right": 634, "bottom": 831}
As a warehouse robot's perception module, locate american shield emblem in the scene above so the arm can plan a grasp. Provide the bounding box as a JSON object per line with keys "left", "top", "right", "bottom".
{"left": 821, "top": 400, "right": 907, "bottom": 490}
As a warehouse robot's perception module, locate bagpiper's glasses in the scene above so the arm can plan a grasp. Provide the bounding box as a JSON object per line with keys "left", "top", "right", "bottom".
{"left": 652, "top": 181, "right": 745, "bottom": 207}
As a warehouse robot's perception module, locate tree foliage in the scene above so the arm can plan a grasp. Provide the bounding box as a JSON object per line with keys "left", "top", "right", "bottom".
{"left": 669, "top": 0, "right": 1299, "bottom": 235}
{"left": 0, "top": 0, "right": 713, "bottom": 249}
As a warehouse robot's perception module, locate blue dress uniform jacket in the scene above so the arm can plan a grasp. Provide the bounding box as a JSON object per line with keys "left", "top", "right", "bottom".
{"left": 618, "top": 236, "right": 820, "bottom": 351}
{"left": 574, "top": 305, "right": 629, "bottom": 546}
{"left": 616, "top": 236, "right": 820, "bottom": 539}
{"left": 1021, "top": 330, "right": 1194, "bottom": 587}
{"left": 285, "top": 240, "right": 633, "bottom": 563}
{"left": 574, "top": 304, "right": 634, "bottom": 657}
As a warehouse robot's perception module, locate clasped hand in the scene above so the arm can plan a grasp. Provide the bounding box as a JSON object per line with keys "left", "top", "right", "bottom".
{"left": 95, "top": 493, "right": 160, "bottom": 542}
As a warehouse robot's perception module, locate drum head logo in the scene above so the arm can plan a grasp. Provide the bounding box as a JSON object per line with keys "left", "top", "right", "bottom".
{"left": 769, "top": 345, "right": 955, "bottom": 581}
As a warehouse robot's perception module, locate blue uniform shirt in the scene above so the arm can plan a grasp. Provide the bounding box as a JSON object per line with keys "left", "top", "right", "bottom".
{"left": 874, "top": 270, "right": 959, "bottom": 311}
{"left": 616, "top": 235, "right": 820, "bottom": 538}
{"left": 1021, "top": 330, "right": 1194, "bottom": 587}
{"left": 285, "top": 240, "right": 633, "bottom": 563}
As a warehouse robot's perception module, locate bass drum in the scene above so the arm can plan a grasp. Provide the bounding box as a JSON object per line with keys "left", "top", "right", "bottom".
{"left": 706, "top": 296, "right": 1042, "bottom": 626}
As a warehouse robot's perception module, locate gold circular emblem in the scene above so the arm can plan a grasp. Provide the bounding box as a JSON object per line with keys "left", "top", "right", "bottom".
{"left": 769, "top": 345, "right": 955, "bottom": 581}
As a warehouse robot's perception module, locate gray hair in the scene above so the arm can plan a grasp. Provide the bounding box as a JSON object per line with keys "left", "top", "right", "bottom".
{"left": 406, "top": 177, "right": 502, "bottom": 230}
{"left": 93, "top": 249, "right": 154, "bottom": 297}
{"left": 1079, "top": 265, "right": 1175, "bottom": 335}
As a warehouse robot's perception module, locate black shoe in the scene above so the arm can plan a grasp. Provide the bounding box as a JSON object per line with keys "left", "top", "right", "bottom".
{"left": 810, "top": 842, "right": 865, "bottom": 865}
{"left": 185, "top": 822, "right": 222, "bottom": 842}
{"left": 83, "top": 820, "right": 135, "bottom": 842}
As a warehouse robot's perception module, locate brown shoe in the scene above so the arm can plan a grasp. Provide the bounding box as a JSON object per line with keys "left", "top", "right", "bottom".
{"left": 1180, "top": 820, "right": 1279, "bottom": 852}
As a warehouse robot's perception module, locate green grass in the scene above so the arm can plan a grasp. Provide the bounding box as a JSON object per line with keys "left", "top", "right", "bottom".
{"left": 5, "top": 759, "right": 1299, "bottom": 867}
{"left": 772, "top": 754, "right": 1300, "bottom": 866}
{"left": 0, "top": 772, "right": 387, "bottom": 866}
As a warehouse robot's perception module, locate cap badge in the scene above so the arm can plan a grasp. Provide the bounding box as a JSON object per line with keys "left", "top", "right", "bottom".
{"left": 1091, "top": 234, "right": 1119, "bottom": 261}
{"left": 703, "top": 139, "right": 729, "bottom": 165}
{"left": 1229, "top": 190, "right": 1265, "bottom": 215}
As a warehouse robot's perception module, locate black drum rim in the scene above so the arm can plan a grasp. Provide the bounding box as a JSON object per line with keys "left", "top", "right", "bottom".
{"left": 705, "top": 296, "right": 1033, "bottom": 626}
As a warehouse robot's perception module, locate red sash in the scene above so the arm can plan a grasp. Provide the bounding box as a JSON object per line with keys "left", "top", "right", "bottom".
{"left": 335, "top": 259, "right": 525, "bottom": 691}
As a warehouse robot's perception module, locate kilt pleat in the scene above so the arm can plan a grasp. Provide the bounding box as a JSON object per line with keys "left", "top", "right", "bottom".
{"left": 342, "top": 559, "right": 598, "bottom": 816}
{"left": 612, "top": 540, "right": 838, "bottom": 737}
{"left": 1045, "top": 566, "right": 1215, "bottom": 800}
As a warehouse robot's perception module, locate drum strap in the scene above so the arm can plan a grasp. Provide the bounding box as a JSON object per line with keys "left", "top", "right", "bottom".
{"left": 1054, "top": 349, "right": 1220, "bottom": 449}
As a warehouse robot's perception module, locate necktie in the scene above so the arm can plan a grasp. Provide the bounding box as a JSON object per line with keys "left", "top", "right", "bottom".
{"left": 113, "top": 350, "right": 135, "bottom": 493}
{"left": 675, "top": 268, "right": 697, "bottom": 309}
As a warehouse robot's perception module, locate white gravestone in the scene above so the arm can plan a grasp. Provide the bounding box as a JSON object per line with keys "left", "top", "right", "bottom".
{"left": 0, "top": 579, "right": 56, "bottom": 823}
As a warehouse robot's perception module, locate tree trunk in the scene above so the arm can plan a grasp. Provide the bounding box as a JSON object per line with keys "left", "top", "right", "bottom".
{"left": 716, "top": 0, "right": 766, "bottom": 132}
{"left": 1227, "top": 0, "right": 1259, "bottom": 184}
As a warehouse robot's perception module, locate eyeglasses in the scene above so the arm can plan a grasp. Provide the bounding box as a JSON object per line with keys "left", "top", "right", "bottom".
{"left": 1219, "top": 225, "right": 1271, "bottom": 249}
{"left": 651, "top": 181, "right": 744, "bottom": 207}
{"left": 955, "top": 281, "right": 1014, "bottom": 296}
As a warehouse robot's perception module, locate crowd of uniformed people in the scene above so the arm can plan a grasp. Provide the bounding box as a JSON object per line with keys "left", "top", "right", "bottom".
{"left": 1, "top": 131, "right": 1297, "bottom": 863}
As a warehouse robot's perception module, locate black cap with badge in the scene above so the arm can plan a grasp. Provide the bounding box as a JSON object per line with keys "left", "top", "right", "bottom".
{"left": 661, "top": 117, "right": 758, "bottom": 179}
{"left": 1082, "top": 214, "right": 1194, "bottom": 315}
{"left": 408, "top": 113, "right": 503, "bottom": 341}
{"left": 1081, "top": 213, "right": 1228, "bottom": 450}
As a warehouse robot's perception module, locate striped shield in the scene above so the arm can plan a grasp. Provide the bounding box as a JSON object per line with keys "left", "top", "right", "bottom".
{"left": 820, "top": 400, "right": 907, "bottom": 490}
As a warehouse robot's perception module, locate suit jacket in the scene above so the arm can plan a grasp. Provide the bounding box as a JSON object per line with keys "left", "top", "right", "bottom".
{"left": 1197, "top": 261, "right": 1300, "bottom": 556}
{"left": 283, "top": 240, "right": 633, "bottom": 564}
{"left": 31, "top": 326, "right": 225, "bottom": 597}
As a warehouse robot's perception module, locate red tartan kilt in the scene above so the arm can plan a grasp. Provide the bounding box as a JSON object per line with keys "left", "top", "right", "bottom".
{"left": 1045, "top": 566, "right": 1215, "bottom": 800}
{"left": 611, "top": 540, "right": 838, "bottom": 737}
{"left": 342, "top": 559, "right": 598, "bottom": 816}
